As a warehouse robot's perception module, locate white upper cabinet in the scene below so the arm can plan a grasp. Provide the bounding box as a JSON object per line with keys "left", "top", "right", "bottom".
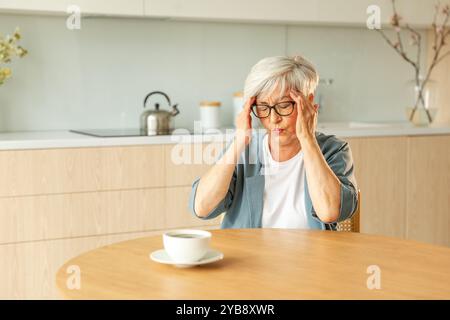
{"left": 144, "top": 0, "right": 442, "bottom": 28}
{"left": 0, "top": 0, "right": 446, "bottom": 27}
{"left": 0, "top": 0, "right": 144, "bottom": 16}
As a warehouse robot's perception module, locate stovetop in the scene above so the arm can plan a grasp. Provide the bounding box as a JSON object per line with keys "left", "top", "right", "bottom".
{"left": 70, "top": 128, "right": 193, "bottom": 138}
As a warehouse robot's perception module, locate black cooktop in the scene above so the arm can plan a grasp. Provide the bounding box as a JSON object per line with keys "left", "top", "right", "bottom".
{"left": 70, "top": 128, "right": 193, "bottom": 137}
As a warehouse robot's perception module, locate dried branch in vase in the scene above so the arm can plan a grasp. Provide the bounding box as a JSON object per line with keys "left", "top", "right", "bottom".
{"left": 375, "top": 0, "right": 450, "bottom": 123}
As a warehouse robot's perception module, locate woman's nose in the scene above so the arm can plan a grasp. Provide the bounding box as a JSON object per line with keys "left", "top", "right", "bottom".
{"left": 269, "top": 109, "right": 282, "bottom": 123}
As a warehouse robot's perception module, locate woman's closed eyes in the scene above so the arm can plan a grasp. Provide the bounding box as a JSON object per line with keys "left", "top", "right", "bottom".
{"left": 252, "top": 101, "right": 296, "bottom": 118}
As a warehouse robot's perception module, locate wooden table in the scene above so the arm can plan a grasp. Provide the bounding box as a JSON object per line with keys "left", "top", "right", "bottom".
{"left": 56, "top": 229, "right": 450, "bottom": 299}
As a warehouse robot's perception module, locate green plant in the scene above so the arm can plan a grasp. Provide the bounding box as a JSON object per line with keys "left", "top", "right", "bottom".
{"left": 0, "top": 28, "right": 27, "bottom": 85}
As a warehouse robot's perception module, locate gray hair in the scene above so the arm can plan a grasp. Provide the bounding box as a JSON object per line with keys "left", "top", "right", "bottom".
{"left": 243, "top": 55, "right": 319, "bottom": 101}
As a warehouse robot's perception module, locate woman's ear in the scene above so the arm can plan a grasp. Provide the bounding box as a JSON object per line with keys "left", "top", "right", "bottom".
{"left": 308, "top": 94, "right": 314, "bottom": 102}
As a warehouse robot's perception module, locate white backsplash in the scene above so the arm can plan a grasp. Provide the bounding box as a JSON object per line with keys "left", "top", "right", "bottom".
{"left": 0, "top": 14, "right": 428, "bottom": 131}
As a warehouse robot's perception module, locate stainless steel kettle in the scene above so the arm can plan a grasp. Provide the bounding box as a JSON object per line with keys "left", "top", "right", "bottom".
{"left": 140, "top": 91, "right": 179, "bottom": 135}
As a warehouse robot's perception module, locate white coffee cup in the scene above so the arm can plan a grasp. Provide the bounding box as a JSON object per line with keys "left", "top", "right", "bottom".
{"left": 163, "top": 229, "right": 211, "bottom": 263}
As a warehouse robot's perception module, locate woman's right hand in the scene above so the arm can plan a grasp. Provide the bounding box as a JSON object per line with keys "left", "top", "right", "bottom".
{"left": 234, "top": 96, "right": 255, "bottom": 149}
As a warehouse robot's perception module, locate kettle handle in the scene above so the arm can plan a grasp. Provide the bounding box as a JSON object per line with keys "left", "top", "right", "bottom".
{"left": 143, "top": 91, "right": 171, "bottom": 109}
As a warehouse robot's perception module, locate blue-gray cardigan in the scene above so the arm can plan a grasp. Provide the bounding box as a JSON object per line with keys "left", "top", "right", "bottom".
{"left": 188, "top": 130, "right": 358, "bottom": 230}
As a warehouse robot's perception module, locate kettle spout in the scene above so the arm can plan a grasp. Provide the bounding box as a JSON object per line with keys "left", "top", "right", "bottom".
{"left": 171, "top": 104, "right": 180, "bottom": 117}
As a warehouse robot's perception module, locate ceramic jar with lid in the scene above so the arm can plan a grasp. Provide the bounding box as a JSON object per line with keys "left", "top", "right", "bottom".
{"left": 199, "top": 100, "right": 221, "bottom": 129}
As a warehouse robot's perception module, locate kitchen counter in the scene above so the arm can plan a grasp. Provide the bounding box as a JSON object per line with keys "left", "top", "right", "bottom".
{"left": 1, "top": 122, "right": 450, "bottom": 150}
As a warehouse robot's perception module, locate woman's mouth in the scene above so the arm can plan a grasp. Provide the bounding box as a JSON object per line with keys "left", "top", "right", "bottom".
{"left": 272, "top": 128, "right": 284, "bottom": 134}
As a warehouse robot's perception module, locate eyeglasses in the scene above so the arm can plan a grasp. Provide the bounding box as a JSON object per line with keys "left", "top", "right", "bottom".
{"left": 251, "top": 101, "right": 295, "bottom": 118}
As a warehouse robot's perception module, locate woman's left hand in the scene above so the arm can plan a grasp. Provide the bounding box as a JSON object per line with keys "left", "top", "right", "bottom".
{"left": 290, "top": 90, "right": 319, "bottom": 142}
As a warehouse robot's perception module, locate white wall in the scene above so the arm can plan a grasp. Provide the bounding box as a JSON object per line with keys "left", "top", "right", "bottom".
{"left": 287, "top": 25, "right": 429, "bottom": 122}
{"left": 0, "top": 14, "right": 428, "bottom": 131}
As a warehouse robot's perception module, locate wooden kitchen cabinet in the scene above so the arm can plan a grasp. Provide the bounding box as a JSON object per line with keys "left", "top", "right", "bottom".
{"left": 0, "top": 142, "right": 220, "bottom": 244}
{"left": 165, "top": 186, "right": 222, "bottom": 228}
{"left": 0, "top": 145, "right": 165, "bottom": 197}
{"left": 0, "top": 0, "right": 144, "bottom": 16}
{"left": 0, "top": 142, "right": 221, "bottom": 298}
{"left": 0, "top": 188, "right": 166, "bottom": 244}
{"left": 346, "top": 136, "right": 407, "bottom": 239}
{"left": 0, "top": 231, "right": 152, "bottom": 299}
{"left": 406, "top": 136, "right": 450, "bottom": 246}
{"left": 0, "top": 228, "right": 230, "bottom": 299}
{"left": 163, "top": 142, "right": 224, "bottom": 227}
{"left": 1, "top": 135, "right": 449, "bottom": 299}
{"left": 1, "top": 224, "right": 224, "bottom": 299}
{"left": 346, "top": 135, "right": 450, "bottom": 247}
{"left": 164, "top": 142, "right": 225, "bottom": 186}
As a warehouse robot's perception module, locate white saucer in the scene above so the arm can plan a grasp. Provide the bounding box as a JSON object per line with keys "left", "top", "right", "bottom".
{"left": 150, "top": 249, "right": 224, "bottom": 268}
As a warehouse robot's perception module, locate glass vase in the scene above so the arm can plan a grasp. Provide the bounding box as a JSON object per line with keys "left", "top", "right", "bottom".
{"left": 405, "top": 78, "right": 438, "bottom": 126}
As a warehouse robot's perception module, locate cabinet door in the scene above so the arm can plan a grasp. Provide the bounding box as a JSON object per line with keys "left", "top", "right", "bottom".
{"left": 0, "top": 145, "right": 165, "bottom": 197}
{"left": 406, "top": 136, "right": 450, "bottom": 246}
{"left": 145, "top": 0, "right": 317, "bottom": 22}
{"left": 0, "top": 223, "right": 220, "bottom": 299}
{"left": 164, "top": 142, "right": 225, "bottom": 187}
{"left": 0, "top": 0, "right": 144, "bottom": 16}
{"left": 165, "top": 186, "right": 222, "bottom": 228}
{"left": 0, "top": 231, "right": 156, "bottom": 299}
{"left": 0, "top": 188, "right": 166, "bottom": 244}
{"left": 346, "top": 137, "right": 407, "bottom": 238}
{"left": 164, "top": 142, "right": 225, "bottom": 228}
{"left": 144, "top": 0, "right": 434, "bottom": 27}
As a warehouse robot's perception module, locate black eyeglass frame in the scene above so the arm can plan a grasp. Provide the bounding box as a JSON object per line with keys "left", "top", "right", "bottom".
{"left": 250, "top": 100, "right": 296, "bottom": 118}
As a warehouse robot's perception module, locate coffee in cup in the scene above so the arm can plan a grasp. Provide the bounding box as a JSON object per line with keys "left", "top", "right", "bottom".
{"left": 163, "top": 229, "right": 211, "bottom": 263}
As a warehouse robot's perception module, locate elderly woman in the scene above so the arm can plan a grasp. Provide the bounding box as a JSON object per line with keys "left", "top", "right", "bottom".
{"left": 189, "top": 55, "right": 358, "bottom": 230}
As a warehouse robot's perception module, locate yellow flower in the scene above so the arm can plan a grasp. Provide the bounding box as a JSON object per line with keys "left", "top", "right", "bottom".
{"left": 1, "top": 67, "right": 12, "bottom": 77}
{"left": 0, "top": 28, "right": 26, "bottom": 85}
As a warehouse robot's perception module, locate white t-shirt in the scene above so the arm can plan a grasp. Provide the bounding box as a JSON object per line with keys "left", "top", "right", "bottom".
{"left": 261, "top": 133, "right": 309, "bottom": 229}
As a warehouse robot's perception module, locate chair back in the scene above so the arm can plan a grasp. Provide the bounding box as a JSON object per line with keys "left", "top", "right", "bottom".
{"left": 220, "top": 190, "right": 361, "bottom": 232}
{"left": 336, "top": 189, "right": 361, "bottom": 232}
